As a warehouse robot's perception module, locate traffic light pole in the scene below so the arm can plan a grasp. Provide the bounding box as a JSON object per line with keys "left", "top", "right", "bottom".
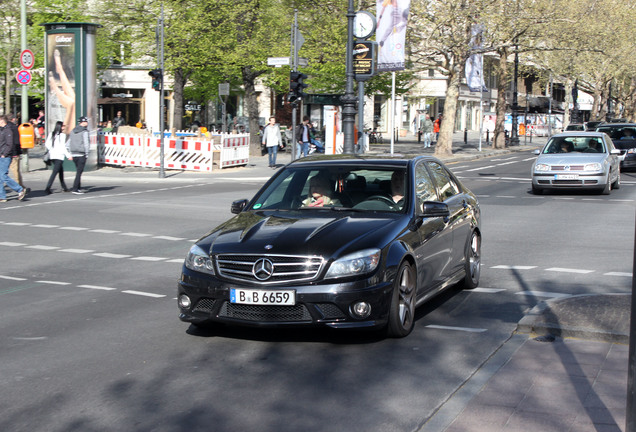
{"left": 342, "top": 0, "right": 357, "bottom": 154}
{"left": 158, "top": 4, "right": 165, "bottom": 178}
{"left": 290, "top": 11, "right": 298, "bottom": 160}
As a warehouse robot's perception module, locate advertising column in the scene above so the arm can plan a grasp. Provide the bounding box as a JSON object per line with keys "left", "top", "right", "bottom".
{"left": 43, "top": 22, "right": 101, "bottom": 171}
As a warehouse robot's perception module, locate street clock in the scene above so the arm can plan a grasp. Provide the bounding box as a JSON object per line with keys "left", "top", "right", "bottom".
{"left": 353, "top": 10, "right": 376, "bottom": 40}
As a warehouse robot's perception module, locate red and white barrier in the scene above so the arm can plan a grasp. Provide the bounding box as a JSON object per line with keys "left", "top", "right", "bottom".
{"left": 98, "top": 133, "right": 249, "bottom": 171}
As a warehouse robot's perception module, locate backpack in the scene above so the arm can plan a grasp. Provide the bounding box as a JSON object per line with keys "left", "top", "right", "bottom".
{"left": 68, "top": 128, "right": 87, "bottom": 153}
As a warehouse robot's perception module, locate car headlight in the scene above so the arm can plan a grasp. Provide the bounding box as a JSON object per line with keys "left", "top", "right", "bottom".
{"left": 584, "top": 163, "right": 602, "bottom": 171}
{"left": 534, "top": 163, "right": 550, "bottom": 172}
{"left": 184, "top": 245, "right": 215, "bottom": 275}
{"left": 628, "top": 148, "right": 636, "bottom": 154}
{"left": 325, "top": 248, "right": 381, "bottom": 279}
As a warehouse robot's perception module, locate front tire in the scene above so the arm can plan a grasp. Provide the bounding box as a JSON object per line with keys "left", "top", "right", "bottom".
{"left": 386, "top": 261, "right": 416, "bottom": 338}
{"left": 601, "top": 173, "right": 612, "bottom": 195}
{"left": 612, "top": 170, "right": 621, "bottom": 190}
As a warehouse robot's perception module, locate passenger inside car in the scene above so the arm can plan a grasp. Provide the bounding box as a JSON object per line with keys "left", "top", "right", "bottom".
{"left": 585, "top": 139, "right": 603, "bottom": 153}
{"left": 301, "top": 175, "right": 341, "bottom": 207}
{"left": 391, "top": 171, "right": 405, "bottom": 206}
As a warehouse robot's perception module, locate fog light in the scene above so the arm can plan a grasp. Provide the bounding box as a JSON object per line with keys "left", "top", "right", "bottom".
{"left": 178, "top": 294, "right": 192, "bottom": 309}
{"left": 351, "top": 301, "right": 371, "bottom": 319}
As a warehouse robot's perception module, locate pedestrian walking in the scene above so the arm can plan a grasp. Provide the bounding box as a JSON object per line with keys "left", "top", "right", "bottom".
{"left": 44, "top": 121, "right": 71, "bottom": 194}
{"left": 112, "top": 110, "right": 125, "bottom": 133}
{"left": 262, "top": 116, "right": 282, "bottom": 168}
{"left": 0, "top": 115, "right": 27, "bottom": 203}
{"left": 8, "top": 115, "right": 27, "bottom": 190}
{"left": 296, "top": 116, "right": 312, "bottom": 158}
{"left": 433, "top": 114, "right": 442, "bottom": 144}
{"left": 420, "top": 114, "right": 434, "bottom": 148}
{"left": 66, "top": 116, "right": 90, "bottom": 195}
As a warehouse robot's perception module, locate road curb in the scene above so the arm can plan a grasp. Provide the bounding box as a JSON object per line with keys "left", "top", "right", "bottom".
{"left": 516, "top": 293, "right": 631, "bottom": 344}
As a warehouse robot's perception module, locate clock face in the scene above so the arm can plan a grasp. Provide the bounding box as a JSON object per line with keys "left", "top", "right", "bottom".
{"left": 353, "top": 11, "right": 376, "bottom": 39}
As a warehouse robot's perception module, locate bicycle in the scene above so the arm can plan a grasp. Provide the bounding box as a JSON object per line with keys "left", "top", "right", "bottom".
{"left": 367, "top": 129, "right": 383, "bottom": 144}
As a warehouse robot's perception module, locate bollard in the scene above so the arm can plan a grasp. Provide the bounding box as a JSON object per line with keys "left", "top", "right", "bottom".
{"left": 486, "top": 130, "right": 490, "bottom": 143}
{"left": 464, "top": 128, "right": 468, "bottom": 145}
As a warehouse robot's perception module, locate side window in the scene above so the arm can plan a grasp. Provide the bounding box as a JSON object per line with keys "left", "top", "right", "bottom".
{"left": 415, "top": 163, "right": 438, "bottom": 205}
{"left": 427, "top": 162, "right": 460, "bottom": 201}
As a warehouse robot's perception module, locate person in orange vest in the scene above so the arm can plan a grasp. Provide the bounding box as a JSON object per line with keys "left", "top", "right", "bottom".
{"left": 433, "top": 114, "right": 442, "bottom": 144}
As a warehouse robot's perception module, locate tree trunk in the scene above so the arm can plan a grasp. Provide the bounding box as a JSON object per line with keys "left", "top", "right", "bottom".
{"left": 172, "top": 67, "right": 186, "bottom": 131}
{"left": 563, "top": 79, "right": 572, "bottom": 127}
{"left": 242, "top": 66, "right": 264, "bottom": 156}
{"left": 434, "top": 64, "right": 461, "bottom": 157}
{"left": 493, "top": 48, "right": 508, "bottom": 149}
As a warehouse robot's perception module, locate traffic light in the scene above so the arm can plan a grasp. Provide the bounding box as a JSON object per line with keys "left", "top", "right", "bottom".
{"left": 148, "top": 69, "right": 162, "bottom": 91}
{"left": 289, "top": 71, "right": 308, "bottom": 102}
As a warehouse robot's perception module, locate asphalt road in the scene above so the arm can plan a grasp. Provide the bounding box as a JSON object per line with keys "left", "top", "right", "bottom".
{"left": 1, "top": 151, "right": 633, "bottom": 432}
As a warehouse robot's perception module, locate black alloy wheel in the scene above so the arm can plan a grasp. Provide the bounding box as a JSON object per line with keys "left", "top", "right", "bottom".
{"left": 386, "top": 261, "right": 416, "bottom": 338}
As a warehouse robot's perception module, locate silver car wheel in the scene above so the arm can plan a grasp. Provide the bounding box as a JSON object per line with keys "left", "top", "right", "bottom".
{"left": 386, "top": 261, "right": 416, "bottom": 338}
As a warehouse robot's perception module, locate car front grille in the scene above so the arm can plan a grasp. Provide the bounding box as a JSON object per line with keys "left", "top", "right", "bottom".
{"left": 219, "top": 301, "right": 312, "bottom": 322}
{"left": 215, "top": 254, "right": 324, "bottom": 284}
{"left": 551, "top": 165, "right": 585, "bottom": 171}
{"left": 193, "top": 298, "right": 217, "bottom": 313}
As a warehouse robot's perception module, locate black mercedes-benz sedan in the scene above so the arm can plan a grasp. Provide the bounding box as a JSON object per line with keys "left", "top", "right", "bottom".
{"left": 178, "top": 155, "right": 481, "bottom": 337}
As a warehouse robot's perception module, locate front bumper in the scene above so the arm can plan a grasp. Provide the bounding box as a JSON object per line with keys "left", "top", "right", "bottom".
{"left": 532, "top": 171, "right": 607, "bottom": 189}
{"left": 178, "top": 267, "right": 394, "bottom": 330}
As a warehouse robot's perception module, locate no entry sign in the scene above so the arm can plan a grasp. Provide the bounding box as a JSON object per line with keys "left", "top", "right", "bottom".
{"left": 16, "top": 70, "right": 32, "bottom": 85}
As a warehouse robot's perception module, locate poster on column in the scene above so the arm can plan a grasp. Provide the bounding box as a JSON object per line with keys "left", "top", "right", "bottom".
{"left": 47, "top": 33, "right": 76, "bottom": 136}
{"left": 376, "top": 0, "right": 411, "bottom": 72}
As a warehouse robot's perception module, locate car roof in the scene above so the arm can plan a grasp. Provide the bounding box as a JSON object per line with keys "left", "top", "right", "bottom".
{"left": 596, "top": 123, "right": 636, "bottom": 128}
{"left": 550, "top": 131, "right": 606, "bottom": 138}
{"left": 287, "top": 154, "right": 438, "bottom": 168}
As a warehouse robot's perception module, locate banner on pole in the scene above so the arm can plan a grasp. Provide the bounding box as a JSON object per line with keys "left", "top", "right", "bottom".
{"left": 465, "top": 24, "right": 488, "bottom": 92}
{"left": 376, "top": 0, "right": 411, "bottom": 72}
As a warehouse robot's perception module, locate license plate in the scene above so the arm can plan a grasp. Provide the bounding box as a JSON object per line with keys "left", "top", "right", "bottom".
{"left": 230, "top": 288, "right": 296, "bottom": 306}
{"left": 555, "top": 174, "right": 579, "bottom": 180}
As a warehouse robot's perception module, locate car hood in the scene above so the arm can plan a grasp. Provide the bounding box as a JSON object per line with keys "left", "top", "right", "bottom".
{"left": 536, "top": 153, "right": 609, "bottom": 165}
{"left": 202, "top": 211, "right": 405, "bottom": 257}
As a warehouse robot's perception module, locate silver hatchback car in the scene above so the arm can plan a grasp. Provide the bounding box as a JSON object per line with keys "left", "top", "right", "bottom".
{"left": 531, "top": 132, "right": 621, "bottom": 195}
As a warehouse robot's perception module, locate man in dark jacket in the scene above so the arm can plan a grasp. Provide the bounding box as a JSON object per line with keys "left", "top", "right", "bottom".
{"left": 0, "top": 115, "right": 27, "bottom": 202}
{"left": 8, "top": 115, "right": 27, "bottom": 190}
{"left": 66, "top": 116, "right": 90, "bottom": 194}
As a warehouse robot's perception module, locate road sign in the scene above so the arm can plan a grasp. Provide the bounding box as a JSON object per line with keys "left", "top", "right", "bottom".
{"left": 267, "top": 57, "right": 290, "bottom": 66}
{"left": 16, "top": 70, "right": 32, "bottom": 85}
{"left": 20, "top": 49, "right": 34, "bottom": 70}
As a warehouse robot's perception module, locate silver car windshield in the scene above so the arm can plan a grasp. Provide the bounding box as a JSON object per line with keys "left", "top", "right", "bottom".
{"left": 543, "top": 137, "right": 605, "bottom": 154}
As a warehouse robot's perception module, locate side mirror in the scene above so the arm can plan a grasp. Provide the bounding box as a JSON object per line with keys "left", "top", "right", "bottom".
{"left": 610, "top": 149, "right": 621, "bottom": 155}
{"left": 231, "top": 199, "right": 249, "bottom": 214}
{"left": 420, "top": 201, "right": 450, "bottom": 218}
{"left": 533, "top": 149, "right": 541, "bottom": 155}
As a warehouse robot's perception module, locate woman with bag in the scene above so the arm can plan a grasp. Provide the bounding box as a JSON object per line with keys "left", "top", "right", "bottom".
{"left": 44, "top": 121, "right": 71, "bottom": 194}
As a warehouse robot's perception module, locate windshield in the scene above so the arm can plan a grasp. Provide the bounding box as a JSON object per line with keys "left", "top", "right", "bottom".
{"left": 597, "top": 126, "right": 636, "bottom": 141}
{"left": 249, "top": 166, "right": 408, "bottom": 212}
{"left": 542, "top": 137, "right": 605, "bottom": 154}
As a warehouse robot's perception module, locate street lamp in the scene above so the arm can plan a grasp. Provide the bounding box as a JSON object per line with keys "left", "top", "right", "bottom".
{"left": 510, "top": 43, "right": 520, "bottom": 146}
{"left": 341, "top": 0, "right": 357, "bottom": 154}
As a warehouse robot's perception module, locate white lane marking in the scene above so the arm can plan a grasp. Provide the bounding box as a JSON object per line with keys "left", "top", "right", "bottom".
{"left": 516, "top": 291, "right": 571, "bottom": 298}
{"left": 121, "top": 290, "right": 166, "bottom": 298}
{"left": 471, "top": 287, "right": 506, "bottom": 293}
{"left": 130, "top": 256, "right": 168, "bottom": 262}
{"left": 36, "top": 280, "right": 72, "bottom": 285}
{"left": 59, "top": 226, "right": 89, "bottom": 231}
{"left": 426, "top": 325, "right": 487, "bottom": 333}
{"left": 464, "top": 165, "right": 498, "bottom": 172}
{"left": 604, "top": 272, "right": 632, "bottom": 277}
{"left": 522, "top": 157, "right": 537, "bottom": 161}
{"left": 78, "top": 285, "right": 117, "bottom": 291}
{"left": 90, "top": 229, "right": 121, "bottom": 234}
{"left": 491, "top": 157, "right": 518, "bottom": 161}
{"left": 4, "top": 222, "right": 30, "bottom": 226}
{"left": 32, "top": 224, "right": 60, "bottom": 228}
{"left": 546, "top": 267, "right": 594, "bottom": 274}
{"left": 166, "top": 259, "right": 184, "bottom": 263}
{"left": 491, "top": 265, "right": 537, "bottom": 270}
{"left": 0, "top": 275, "right": 27, "bottom": 281}
{"left": 609, "top": 199, "right": 634, "bottom": 202}
{"left": 12, "top": 337, "right": 48, "bottom": 341}
{"left": 0, "top": 241, "right": 27, "bottom": 247}
{"left": 153, "top": 236, "right": 186, "bottom": 241}
{"left": 496, "top": 161, "right": 518, "bottom": 166}
{"left": 120, "top": 232, "right": 152, "bottom": 237}
{"left": 495, "top": 196, "right": 516, "bottom": 199}
{"left": 58, "top": 248, "right": 95, "bottom": 254}
{"left": 27, "top": 245, "right": 60, "bottom": 250}
{"left": 92, "top": 252, "right": 133, "bottom": 259}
